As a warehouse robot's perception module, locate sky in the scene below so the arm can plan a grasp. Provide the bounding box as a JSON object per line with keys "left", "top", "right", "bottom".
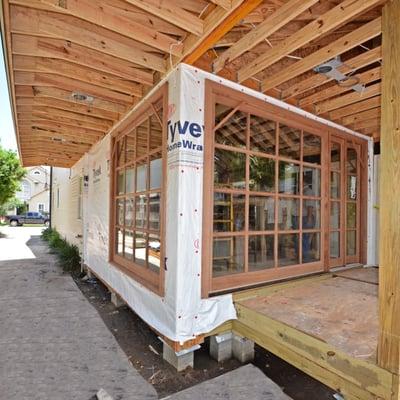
{"left": 0, "top": 36, "right": 18, "bottom": 153}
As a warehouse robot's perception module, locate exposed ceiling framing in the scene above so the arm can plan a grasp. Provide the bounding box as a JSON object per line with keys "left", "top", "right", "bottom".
{"left": 0, "top": 0, "right": 385, "bottom": 167}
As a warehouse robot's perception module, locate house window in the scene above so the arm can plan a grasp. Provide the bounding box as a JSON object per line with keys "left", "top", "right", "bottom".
{"left": 38, "top": 203, "right": 45, "bottom": 213}
{"left": 78, "top": 177, "right": 83, "bottom": 220}
{"left": 57, "top": 188, "right": 60, "bottom": 208}
{"left": 110, "top": 86, "right": 166, "bottom": 293}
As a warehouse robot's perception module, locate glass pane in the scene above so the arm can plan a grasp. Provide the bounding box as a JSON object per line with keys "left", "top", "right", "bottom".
{"left": 136, "top": 118, "right": 148, "bottom": 158}
{"left": 303, "top": 132, "right": 321, "bottom": 164}
{"left": 136, "top": 161, "right": 147, "bottom": 192}
{"left": 125, "top": 197, "right": 134, "bottom": 228}
{"left": 116, "top": 229, "right": 124, "bottom": 257}
{"left": 330, "top": 231, "right": 340, "bottom": 258}
{"left": 347, "top": 175, "right": 357, "bottom": 200}
{"left": 135, "top": 195, "right": 147, "bottom": 229}
{"left": 212, "top": 236, "right": 245, "bottom": 276}
{"left": 249, "top": 156, "right": 275, "bottom": 192}
{"left": 302, "top": 200, "right": 321, "bottom": 229}
{"left": 248, "top": 235, "right": 274, "bottom": 271}
{"left": 117, "top": 199, "right": 124, "bottom": 226}
{"left": 278, "top": 233, "right": 299, "bottom": 267}
{"left": 149, "top": 193, "right": 161, "bottom": 231}
{"left": 124, "top": 231, "right": 133, "bottom": 260}
{"left": 279, "top": 124, "right": 301, "bottom": 160}
{"left": 126, "top": 131, "right": 135, "bottom": 164}
{"left": 249, "top": 196, "right": 275, "bottom": 231}
{"left": 117, "top": 170, "right": 125, "bottom": 195}
{"left": 214, "top": 148, "right": 246, "bottom": 189}
{"left": 126, "top": 167, "right": 135, "bottom": 193}
{"left": 347, "top": 148, "right": 357, "bottom": 173}
{"left": 215, "top": 105, "right": 247, "bottom": 148}
{"left": 249, "top": 115, "right": 275, "bottom": 155}
{"left": 117, "top": 138, "right": 125, "bottom": 167}
{"left": 213, "top": 193, "right": 245, "bottom": 232}
{"left": 148, "top": 233, "right": 161, "bottom": 272}
{"left": 347, "top": 203, "right": 357, "bottom": 229}
{"left": 303, "top": 167, "right": 321, "bottom": 197}
{"left": 330, "top": 172, "right": 340, "bottom": 199}
{"left": 331, "top": 142, "right": 341, "bottom": 170}
{"left": 278, "top": 198, "right": 299, "bottom": 230}
{"left": 279, "top": 162, "right": 300, "bottom": 194}
{"left": 150, "top": 152, "right": 162, "bottom": 190}
{"left": 149, "top": 112, "right": 162, "bottom": 151}
{"left": 302, "top": 232, "right": 320, "bottom": 263}
{"left": 330, "top": 202, "right": 340, "bottom": 229}
{"left": 347, "top": 231, "right": 357, "bottom": 256}
{"left": 134, "top": 231, "right": 147, "bottom": 266}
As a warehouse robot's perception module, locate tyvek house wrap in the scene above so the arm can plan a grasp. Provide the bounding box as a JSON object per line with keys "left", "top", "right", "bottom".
{"left": 83, "top": 63, "right": 374, "bottom": 344}
{"left": 83, "top": 66, "right": 236, "bottom": 344}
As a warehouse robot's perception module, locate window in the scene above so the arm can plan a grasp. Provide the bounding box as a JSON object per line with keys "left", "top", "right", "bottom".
{"left": 57, "top": 188, "right": 60, "bottom": 208}
{"left": 205, "top": 84, "right": 325, "bottom": 293}
{"left": 33, "top": 170, "right": 40, "bottom": 175}
{"left": 78, "top": 177, "right": 83, "bottom": 220}
{"left": 110, "top": 86, "right": 166, "bottom": 293}
{"left": 38, "top": 203, "right": 45, "bottom": 213}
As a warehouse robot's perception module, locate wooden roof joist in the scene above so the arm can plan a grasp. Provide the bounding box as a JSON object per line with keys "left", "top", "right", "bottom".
{"left": 15, "top": 86, "right": 128, "bottom": 114}
{"left": 19, "top": 128, "right": 98, "bottom": 146}
{"left": 9, "top": 5, "right": 167, "bottom": 72}
{"left": 261, "top": 17, "right": 382, "bottom": 92}
{"left": 16, "top": 97, "right": 121, "bottom": 121}
{"left": 11, "top": 34, "right": 154, "bottom": 86}
{"left": 237, "top": 0, "right": 383, "bottom": 84}
{"left": 329, "top": 95, "right": 381, "bottom": 120}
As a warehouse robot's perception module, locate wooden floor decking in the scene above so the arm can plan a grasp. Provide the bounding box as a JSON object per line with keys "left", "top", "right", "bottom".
{"left": 231, "top": 267, "right": 397, "bottom": 400}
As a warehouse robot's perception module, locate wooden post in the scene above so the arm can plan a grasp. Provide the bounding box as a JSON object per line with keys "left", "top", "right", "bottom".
{"left": 378, "top": 0, "right": 400, "bottom": 376}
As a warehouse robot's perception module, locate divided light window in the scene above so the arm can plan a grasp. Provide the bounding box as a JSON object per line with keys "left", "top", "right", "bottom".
{"left": 211, "top": 101, "right": 324, "bottom": 284}
{"left": 111, "top": 89, "right": 166, "bottom": 293}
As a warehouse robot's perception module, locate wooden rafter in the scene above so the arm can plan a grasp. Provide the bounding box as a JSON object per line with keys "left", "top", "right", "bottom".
{"left": 213, "top": 0, "right": 319, "bottom": 73}
{"left": 329, "top": 96, "right": 381, "bottom": 120}
{"left": 209, "top": 0, "right": 232, "bottom": 10}
{"left": 281, "top": 46, "right": 382, "bottom": 100}
{"left": 261, "top": 17, "right": 382, "bottom": 92}
{"left": 237, "top": 0, "right": 383, "bottom": 83}
{"left": 342, "top": 107, "right": 380, "bottom": 125}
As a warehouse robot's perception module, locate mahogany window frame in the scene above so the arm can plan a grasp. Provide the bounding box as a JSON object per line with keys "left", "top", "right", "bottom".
{"left": 109, "top": 84, "right": 167, "bottom": 295}
{"left": 202, "top": 80, "right": 368, "bottom": 296}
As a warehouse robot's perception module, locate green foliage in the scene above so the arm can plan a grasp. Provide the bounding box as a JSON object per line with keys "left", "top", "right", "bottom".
{"left": 0, "top": 147, "right": 26, "bottom": 207}
{"left": 0, "top": 196, "right": 24, "bottom": 216}
{"left": 41, "top": 228, "right": 81, "bottom": 274}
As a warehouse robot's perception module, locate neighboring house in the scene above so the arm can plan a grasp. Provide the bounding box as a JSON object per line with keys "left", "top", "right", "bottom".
{"left": 14, "top": 166, "right": 50, "bottom": 214}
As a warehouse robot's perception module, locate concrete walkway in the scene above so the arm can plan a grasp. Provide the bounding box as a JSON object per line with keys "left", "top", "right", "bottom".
{"left": 0, "top": 230, "right": 157, "bottom": 400}
{"left": 164, "top": 364, "right": 292, "bottom": 400}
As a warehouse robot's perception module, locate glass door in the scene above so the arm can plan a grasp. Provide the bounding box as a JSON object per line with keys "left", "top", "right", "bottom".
{"left": 329, "top": 137, "right": 362, "bottom": 267}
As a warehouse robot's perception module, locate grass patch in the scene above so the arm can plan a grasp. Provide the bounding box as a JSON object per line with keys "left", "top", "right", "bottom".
{"left": 42, "top": 227, "right": 81, "bottom": 275}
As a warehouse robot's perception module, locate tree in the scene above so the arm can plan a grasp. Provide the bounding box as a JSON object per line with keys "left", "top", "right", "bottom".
{"left": 0, "top": 146, "right": 26, "bottom": 207}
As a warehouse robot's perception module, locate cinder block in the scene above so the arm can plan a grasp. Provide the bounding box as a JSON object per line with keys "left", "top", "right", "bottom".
{"left": 110, "top": 292, "right": 125, "bottom": 308}
{"left": 232, "top": 334, "right": 254, "bottom": 363}
{"left": 162, "top": 343, "right": 197, "bottom": 371}
{"left": 209, "top": 332, "right": 233, "bottom": 362}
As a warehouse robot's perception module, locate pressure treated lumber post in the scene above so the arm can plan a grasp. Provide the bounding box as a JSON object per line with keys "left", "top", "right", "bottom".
{"left": 378, "top": 0, "right": 400, "bottom": 377}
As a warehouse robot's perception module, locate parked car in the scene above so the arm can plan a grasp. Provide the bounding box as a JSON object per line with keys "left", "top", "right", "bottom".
{"left": 6, "top": 212, "right": 50, "bottom": 227}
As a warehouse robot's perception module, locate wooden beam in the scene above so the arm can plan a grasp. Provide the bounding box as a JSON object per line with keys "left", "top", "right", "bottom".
{"left": 341, "top": 107, "right": 380, "bottom": 126}
{"left": 209, "top": 0, "right": 232, "bottom": 10}
{"left": 20, "top": 127, "right": 96, "bottom": 145}
{"left": 9, "top": 0, "right": 183, "bottom": 56}
{"left": 16, "top": 97, "right": 120, "bottom": 121}
{"left": 238, "top": 0, "right": 383, "bottom": 83}
{"left": 10, "top": 5, "right": 167, "bottom": 72}
{"left": 314, "top": 82, "right": 381, "bottom": 114}
{"left": 182, "top": 0, "right": 263, "bottom": 65}
{"left": 13, "top": 55, "right": 142, "bottom": 96}
{"left": 329, "top": 96, "right": 381, "bottom": 121}
{"left": 14, "top": 72, "right": 137, "bottom": 103}
{"left": 261, "top": 17, "right": 382, "bottom": 92}
{"left": 299, "top": 66, "right": 381, "bottom": 108}
{"left": 282, "top": 46, "right": 382, "bottom": 100}
{"left": 378, "top": 0, "right": 400, "bottom": 376}
{"left": 15, "top": 85, "right": 127, "bottom": 114}
{"left": 124, "top": 0, "right": 204, "bottom": 36}
{"left": 213, "top": 0, "right": 319, "bottom": 73}
{"left": 349, "top": 118, "right": 380, "bottom": 131}
{"left": 12, "top": 34, "right": 154, "bottom": 86}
